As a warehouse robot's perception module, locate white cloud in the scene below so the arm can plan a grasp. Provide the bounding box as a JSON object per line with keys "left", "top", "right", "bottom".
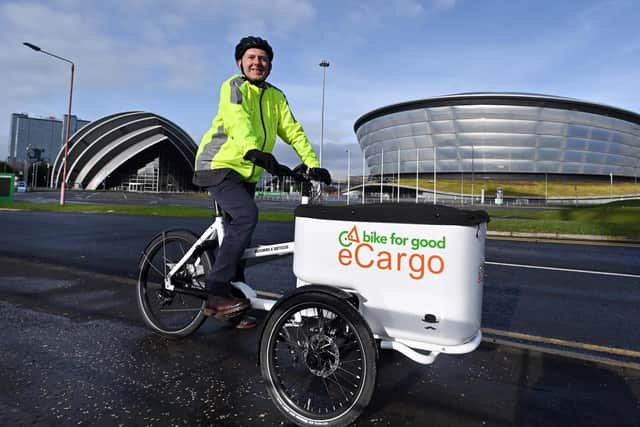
{"left": 345, "top": 0, "right": 457, "bottom": 23}
{"left": 397, "top": 0, "right": 459, "bottom": 15}
{"left": 2, "top": 0, "right": 317, "bottom": 88}
{"left": 0, "top": 0, "right": 318, "bottom": 161}
{"left": 122, "top": 0, "right": 316, "bottom": 41}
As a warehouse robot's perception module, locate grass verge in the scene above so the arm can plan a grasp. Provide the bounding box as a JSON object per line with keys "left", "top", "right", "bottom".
{"left": 0, "top": 201, "right": 292, "bottom": 222}
{"left": 398, "top": 177, "right": 640, "bottom": 197}
{"left": 2, "top": 199, "right": 639, "bottom": 238}
{"left": 486, "top": 199, "right": 640, "bottom": 238}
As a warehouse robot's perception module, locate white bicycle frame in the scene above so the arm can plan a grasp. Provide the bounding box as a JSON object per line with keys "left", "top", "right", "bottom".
{"left": 162, "top": 194, "right": 313, "bottom": 308}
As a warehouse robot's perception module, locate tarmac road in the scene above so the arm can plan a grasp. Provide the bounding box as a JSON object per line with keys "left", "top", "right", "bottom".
{"left": 0, "top": 210, "right": 639, "bottom": 426}
{"left": 2, "top": 210, "right": 639, "bottom": 351}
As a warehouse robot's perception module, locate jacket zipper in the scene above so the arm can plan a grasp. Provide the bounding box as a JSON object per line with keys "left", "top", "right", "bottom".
{"left": 259, "top": 88, "right": 267, "bottom": 150}
{"left": 251, "top": 87, "right": 267, "bottom": 179}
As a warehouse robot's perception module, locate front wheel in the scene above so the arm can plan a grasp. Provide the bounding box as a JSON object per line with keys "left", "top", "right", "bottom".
{"left": 136, "top": 230, "right": 212, "bottom": 338}
{"left": 259, "top": 292, "right": 378, "bottom": 427}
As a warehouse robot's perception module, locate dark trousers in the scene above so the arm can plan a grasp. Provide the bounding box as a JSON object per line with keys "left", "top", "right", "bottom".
{"left": 206, "top": 172, "right": 258, "bottom": 295}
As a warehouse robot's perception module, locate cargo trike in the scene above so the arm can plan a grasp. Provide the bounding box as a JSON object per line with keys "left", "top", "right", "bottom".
{"left": 136, "top": 166, "right": 489, "bottom": 426}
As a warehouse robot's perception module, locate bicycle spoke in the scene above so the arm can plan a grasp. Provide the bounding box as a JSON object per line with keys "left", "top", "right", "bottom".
{"left": 145, "top": 254, "right": 165, "bottom": 277}
{"left": 294, "top": 319, "right": 309, "bottom": 347}
{"left": 321, "top": 377, "right": 332, "bottom": 403}
{"left": 162, "top": 233, "right": 167, "bottom": 277}
{"left": 321, "top": 377, "right": 338, "bottom": 412}
{"left": 335, "top": 366, "right": 361, "bottom": 387}
{"left": 278, "top": 327, "right": 299, "bottom": 349}
{"left": 337, "top": 338, "right": 360, "bottom": 354}
{"left": 326, "top": 372, "right": 350, "bottom": 401}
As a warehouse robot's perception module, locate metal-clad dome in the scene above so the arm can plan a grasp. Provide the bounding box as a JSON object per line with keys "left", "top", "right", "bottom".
{"left": 354, "top": 93, "right": 640, "bottom": 178}
{"left": 51, "top": 111, "right": 197, "bottom": 191}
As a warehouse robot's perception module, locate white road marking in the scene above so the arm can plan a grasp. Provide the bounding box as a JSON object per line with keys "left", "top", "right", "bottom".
{"left": 485, "top": 261, "right": 640, "bottom": 279}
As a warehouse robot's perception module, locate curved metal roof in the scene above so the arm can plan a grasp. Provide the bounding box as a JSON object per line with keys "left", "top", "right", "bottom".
{"left": 51, "top": 111, "right": 197, "bottom": 190}
{"left": 354, "top": 92, "right": 640, "bottom": 133}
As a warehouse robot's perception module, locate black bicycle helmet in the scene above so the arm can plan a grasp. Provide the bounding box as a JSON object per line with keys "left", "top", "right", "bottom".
{"left": 235, "top": 36, "right": 274, "bottom": 62}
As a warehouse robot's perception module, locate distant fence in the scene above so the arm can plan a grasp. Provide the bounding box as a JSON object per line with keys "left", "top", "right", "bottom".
{"left": 255, "top": 189, "right": 640, "bottom": 207}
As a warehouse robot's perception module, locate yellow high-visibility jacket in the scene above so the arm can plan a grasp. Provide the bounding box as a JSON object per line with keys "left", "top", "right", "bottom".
{"left": 193, "top": 74, "right": 319, "bottom": 186}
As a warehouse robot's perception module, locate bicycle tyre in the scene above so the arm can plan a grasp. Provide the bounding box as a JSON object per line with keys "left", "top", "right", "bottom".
{"left": 137, "top": 230, "right": 212, "bottom": 338}
{"left": 260, "top": 292, "right": 377, "bottom": 427}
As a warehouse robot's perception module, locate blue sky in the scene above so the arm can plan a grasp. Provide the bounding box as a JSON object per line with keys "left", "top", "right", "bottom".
{"left": 2, "top": 0, "right": 639, "bottom": 178}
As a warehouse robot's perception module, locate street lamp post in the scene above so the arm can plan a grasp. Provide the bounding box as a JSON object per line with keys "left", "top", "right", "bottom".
{"left": 319, "top": 60, "right": 330, "bottom": 168}
{"left": 610, "top": 172, "right": 613, "bottom": 198}
{"left": 471, "top": 144, "right": 475, "bottom": 205}
{"left": 397, "top": 150, "right": 400, "bottom": 203}
{"left": 346, "top": 149, "right": 351, "bottom": 205}
{"left": 432, "top": 142, "right": 437, "bottom": 205}
{"left": 380, "top": 149, "right": 384, "bottom": 203}
{"left": 24, "top": 42, "right": 75, "bottom": 206}
{"left": 415, "top": 147, "right": 419, "bottom": 203}
{"left": 545, "top": 172, "right": 548, "bottom": 204}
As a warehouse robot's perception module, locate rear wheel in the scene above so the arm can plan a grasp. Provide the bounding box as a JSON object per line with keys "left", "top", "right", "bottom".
{"left": 137, "top": 230, "right": 212, "bottom": 338}
{"left": 260, "top": 292, "right": 377, "bottom": 427}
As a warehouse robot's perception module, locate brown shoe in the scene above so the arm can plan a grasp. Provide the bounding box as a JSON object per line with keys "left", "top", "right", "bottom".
{"left": 203, "top": 294, "right": 249, "bottom": 317}
{"left": 232, "top": 315, "right": 257, "bottom": 329}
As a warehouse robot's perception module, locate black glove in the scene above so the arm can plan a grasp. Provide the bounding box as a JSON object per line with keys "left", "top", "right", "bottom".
{"left": 244, "top": 150, "right": 290, "bottom": 176}
{"left": 274, "top": 164, "right": 293, "bottom": 177}
{"left": 308, "top": 167, "right": 332, "bottom": 185}
{"left": 291, "top": 163, "right": 308, "bottom": 176}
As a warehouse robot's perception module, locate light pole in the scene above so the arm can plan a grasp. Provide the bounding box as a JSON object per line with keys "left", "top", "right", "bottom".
{"left": 397, "top": 150, "right": 400, "bottom": 203}
{"left": 610, "top": 172, "right": 613, "bottom": 198}
{"left": 319, "top": 60, "right": 330, "bottom": 168}
{"left": 361, "top": 146, "right": 367, "bottom": 204}
{"left": 432, "top": 142, "right": 437, "bottom": 205}
{"left": 346, "top": 149, "right": 351, "bottom": 205}
{"left": 545, "top": 172, "right": 548, "bottom": 204}
{"left": 24, "top": 42, "right": 75, "bottom": 206}
{"left": 460, "top": 161, "right": 464, "bottom": 205}
{"left": 471, "top": 144, "right": 475, "bottom": 205}
{"left": 415, "top": 147, "right": 419, "bottom": 203}
{"left": 380, "top": 149, "right": 384, "bottom": 203}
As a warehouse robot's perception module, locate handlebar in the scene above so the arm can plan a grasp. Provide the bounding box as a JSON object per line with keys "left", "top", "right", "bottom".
{"left": 281, "top": 164, "right": 331, "bottom": 185}
{"left": 274, "top": 164, "right": 308, "bottom": 183}
{"left": 290, "top": 165, "right": 310, "bottom": 183}
{"left": 273, "top": 164, "right": 315, "bottom": 199}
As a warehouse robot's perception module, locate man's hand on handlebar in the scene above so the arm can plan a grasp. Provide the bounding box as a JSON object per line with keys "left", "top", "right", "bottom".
{"left": 244, "top": 150, "right": 291, "bottom": 176}
{"left": 308, "top": 167, "right": 332, "bottom": 185}
{"left": 246, "top": 155, "right": 330, "bottom": 183}
{"left": 274, "top": 164, "right": 293, "bottom": 177}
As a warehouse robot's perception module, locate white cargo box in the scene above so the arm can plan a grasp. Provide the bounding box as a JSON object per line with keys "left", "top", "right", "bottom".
{"left": 293, "top": 203, "right": 489, "bottom": 348}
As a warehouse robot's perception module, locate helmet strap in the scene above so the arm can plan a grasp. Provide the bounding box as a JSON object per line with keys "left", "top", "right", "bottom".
{"left": 237, "top": 60, "right": 270, "bottom": 87}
